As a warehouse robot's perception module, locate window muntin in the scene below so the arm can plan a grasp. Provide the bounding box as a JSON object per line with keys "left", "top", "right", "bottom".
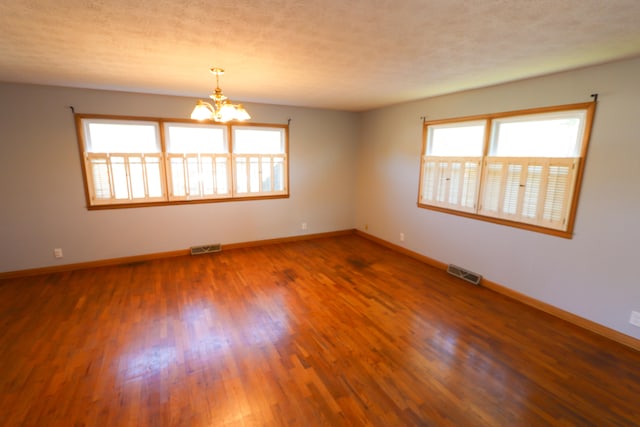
{"left": 418, "top": 103, "right": 594, "bottom": 237}
{"left": 77, "top": 116, "right": 289, "bottom": 208}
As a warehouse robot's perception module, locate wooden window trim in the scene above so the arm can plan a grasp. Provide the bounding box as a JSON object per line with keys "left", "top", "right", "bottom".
{"left": 75, "top": 114, "right": 290, "bottom": 210}
{"left": 417, "top": 101, "right": 596, "bottom": 239}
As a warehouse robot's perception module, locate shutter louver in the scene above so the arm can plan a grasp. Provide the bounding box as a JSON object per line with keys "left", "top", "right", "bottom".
{"left": 145, "top": 157, "right": 163, "bottom": 198}
{"left": 186, "top": 156, "right": 200, "bottom": 196}
{"left": 421, "top": 159, "right": 437, "bottom": 203}
{"left": 200, "top": 156, "right": 215, "bottom": 196}
{"left": 542, "top": 162, "right": 575, "bottom": 229}
{"left": 110, "top": 156, "right": 128, "bottom": 199}
{"left": 435, "top": 161, "right": 448, "bottom": 202}
{"left": 522, "top": 164, "right": 543, "bottom": 219}
{"left": 448, "top": 162, "right": 461, "bottom": 204}
{"left": 273, "top": 158, "right": 284, "bottom": 192}
{"left": 216, "top": 157, "right": 229, "bottom": 194}
{"left": 169, "top": 157, "right": 186, "bottom": 197}
{"left": 249, "top": 157, "right": 260, "bottom": 193}
{"left": 419, "top": 156, "right": 482, "bottom": 213}
{"left": 481, "top": 162, "right": 503, "bottom": 213}
{"left": 461, "top": 161, "right": 479, "bottom": 209}
{"left": 128, "top": 156, "right": 146, "bottom": 199}
{"left": 503, "top": 164, "right": 522, "bottom": 215}
{"left": 89, "top": 157, "right": 111, "bottom": 200}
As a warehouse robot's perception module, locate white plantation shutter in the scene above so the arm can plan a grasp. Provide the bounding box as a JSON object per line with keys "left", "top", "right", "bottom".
{"left": 435, "top": 161, "right": 448, "bottom": 202}
{"left": 461, "top": 161, "right": 479, "bottom": 208}
{"left": 167, "top": 154, "right": 231, "bottom": 200}
{"left": 480, "top": 162, "right": 503, "bottom": 214}
{"left": 88, "top": 157, "right": 111, "bottom": 199}
{"left": 85, "top": 153, "right": 165, "bottom": 205}
{"left": 419, "top": 156, "right": 481, "bottom": 213}
{"left": 541, "top": 162, "right": 576, "bottom": 229}
{"left": 273, "top": 157, "right": 286, "bottom": 192}
{"left": 233, "top": 154, "right": 288, "bottom": 195}
{"left": 503, "top": 163, "right": 522, "bottom": 216}
{"left": 448, "top": 162, "right": 462, "bottom": 204}
{"left": 421, "top": 159, "right": 438, "bottom": 202}
{"left": 479, "top": 157, "right": 577, "bottom": 230}
{"left": 522, "top": 164, "right": 543, "bottom": 219}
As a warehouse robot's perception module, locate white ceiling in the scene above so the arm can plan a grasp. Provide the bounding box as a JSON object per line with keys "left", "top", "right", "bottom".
{"left": 1, "top": 0, "right": 640, "bottom": 111}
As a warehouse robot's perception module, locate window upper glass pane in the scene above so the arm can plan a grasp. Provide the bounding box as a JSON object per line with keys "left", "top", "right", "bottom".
{"left": 427, "top": 121, "right": 485, "bottom": 156}
{"left": 83, "top": 119, "right": 160, "bottom": 153}
{"left": 165, "top": 123, "right": 227, "bottom": 153}
{"left": 491, "top": 110, "right": 586, "bottom": 157}
{"left": 233, "top": 127, "right": 285, "bottom": 154}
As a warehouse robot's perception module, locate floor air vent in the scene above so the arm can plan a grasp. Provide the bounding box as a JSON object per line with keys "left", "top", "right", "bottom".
{"left": 190, "top": 243, "right": 222, "bottom": 255}
{"left": 447, "top": 264, "right": 482, "bottom": 285}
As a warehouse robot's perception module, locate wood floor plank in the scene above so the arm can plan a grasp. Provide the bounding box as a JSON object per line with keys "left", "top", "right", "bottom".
{"left": 1, "top": 235, "right": 639, "bottom": 426}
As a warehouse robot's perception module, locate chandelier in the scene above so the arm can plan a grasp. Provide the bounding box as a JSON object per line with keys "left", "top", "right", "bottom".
{"left": 191, "top": 67, "right": 251, "bottom": 122}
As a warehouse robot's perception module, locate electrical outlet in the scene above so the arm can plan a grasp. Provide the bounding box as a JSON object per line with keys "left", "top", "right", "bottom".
{"left": 301, "top": 222, "right": 308, "bottom": 231}
{"left": 53, "top": 248, "right": 63, "bottom": 258}
{"left": 630, "top": 311, "right": 640, "bottom": 328}
{"left": 400, "top": 232, "right": 405, "bottom": 242}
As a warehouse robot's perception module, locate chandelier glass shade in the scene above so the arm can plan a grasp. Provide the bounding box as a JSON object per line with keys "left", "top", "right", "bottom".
{"left": 191, "top": 67, "right": 251, "bottom": 122}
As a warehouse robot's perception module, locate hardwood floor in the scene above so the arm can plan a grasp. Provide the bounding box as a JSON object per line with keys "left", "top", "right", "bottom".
{"left": 1, "top": 235, "right": 639, "bottom": 426}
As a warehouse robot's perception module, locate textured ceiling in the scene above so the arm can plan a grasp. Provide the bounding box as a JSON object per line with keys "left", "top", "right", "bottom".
{"left": 1, "top": 0, "right": 640, "bottom": 111}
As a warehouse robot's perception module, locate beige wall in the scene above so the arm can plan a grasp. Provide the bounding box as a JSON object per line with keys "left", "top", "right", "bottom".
{"left": 0, "top": 83, "right": 359, "bottom": 271}
{"left": 355, "top": 57, "right": 640, "bottom": 340}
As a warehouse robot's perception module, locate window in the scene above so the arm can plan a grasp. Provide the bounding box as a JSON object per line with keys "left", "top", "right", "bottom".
{"left": 418, "top": 102, "right": 595, "bottom": 237}
{"left": 165, "top": 123, "right": 231, "bottom": 200}
{"left": 420, "top": 120, "right": 485, "bottom": 213}
{"left": 232, "top": 126, "right": 288, "bottom": 196}
{"left": 76, "top": 115, "right": 288, "bottom": 208}
{"left": 81, "top": 119, "right": 166, "bottom": 205}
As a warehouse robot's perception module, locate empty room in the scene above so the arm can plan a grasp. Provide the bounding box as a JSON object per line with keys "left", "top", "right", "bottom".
{"left": 1, "top": 1, "right": 640, "bottom": 426}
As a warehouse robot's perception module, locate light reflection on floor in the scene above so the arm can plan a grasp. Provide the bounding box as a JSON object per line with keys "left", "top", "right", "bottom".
{"left": 117, "top": 293, "right": 291, "bottom": 385}
{"left": 407, "top": 313, "right": 531, "bottom": 419}
{"left": 120, "top": 345, "right": 178, "bottom": 382}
